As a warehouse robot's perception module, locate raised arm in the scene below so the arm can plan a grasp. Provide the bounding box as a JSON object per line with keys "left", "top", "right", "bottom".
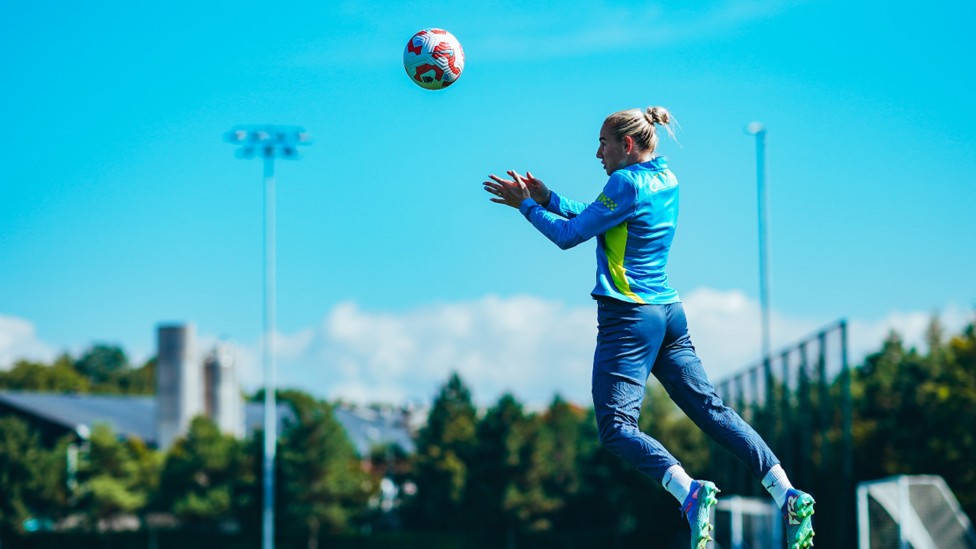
{"left": 484, "top": 170, "right": 587, "bottom": 218}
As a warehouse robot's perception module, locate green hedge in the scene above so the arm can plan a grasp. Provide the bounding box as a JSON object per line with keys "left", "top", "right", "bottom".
{"left": 4, "top": 529, "right": 653, "bottom": 549}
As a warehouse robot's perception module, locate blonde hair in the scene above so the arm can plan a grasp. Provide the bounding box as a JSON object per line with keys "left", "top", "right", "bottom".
{"left": 604, "top": 106, "right": 676, "bottom": 154}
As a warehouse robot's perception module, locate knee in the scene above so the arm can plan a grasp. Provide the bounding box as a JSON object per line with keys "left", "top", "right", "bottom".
{"left": 664, "top": 376, "right": 725, "bottom": 420}
{"left": 597, "top": 414, "right": 637, "bottom": 452}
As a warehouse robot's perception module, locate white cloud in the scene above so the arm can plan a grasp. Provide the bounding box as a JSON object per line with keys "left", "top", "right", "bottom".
{"left": 681, "top": 288, "right": 825, "bottom": 381}
{"left": 5, "top": 293, "right": 970, "bottom": 407}
{"left": 685, "top": 291, "right": 973, "bottom": 383}
{"left": 0, "top": 314, "right": 58, "bottom": 370}
{"left": 220, "top": 290, "right": 972, "bottom": 408}
{"left": 296, "top": 296, "right": 596, "bottom": 407}
{"left": 847, "top": 304, "right": 974, "bottom": 362}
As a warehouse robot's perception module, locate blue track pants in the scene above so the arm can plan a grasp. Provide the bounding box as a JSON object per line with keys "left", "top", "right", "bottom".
{"left": 591, "top": 298, "right": 779, "bottom": 482}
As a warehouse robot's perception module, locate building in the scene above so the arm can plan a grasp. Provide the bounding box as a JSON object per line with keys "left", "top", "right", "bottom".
{"left": 0, "top": 323, "right": 414, "bottom": 456}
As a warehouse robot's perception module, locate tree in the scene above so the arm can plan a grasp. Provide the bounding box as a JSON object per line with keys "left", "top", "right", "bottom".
{"left": 535, "top": 396, "right": 587, "bottom": 528}
{"left": 852, "top": 317, "right": 976, "bottom": 519}
{"left": 404, "top": 372, "right": 478, "bottom": 532}
{"left": 568, "top": 405, "right": 649, "bottom": 537}
{"left": 934, "top": 322, "right": 976, "bottom": 517}
{"left": 74, "top": 344, "right": 129, "bottom": 385}
{"left": 109, "top": 357, "right": 156, "bottom": 395}
{"left": 0, "top": 349, "right": 155, "bottom": 395}
{"left": 0, "top": 354, "right": 90, "bottom": 392}
{"left": 75, "top": 423, "right": 155, "bottom": 530}
{"left": 156, "top": 416, "right": 240, "bottom": 528}
{"left": 562, "top": 381, "right": 702, "bottom": 544}
{"left": 277, "top": 391, "right": 373, "bottom": 548}
{"left": 0, "top": 416, "right": 68, "bottom": 540}
{"left": 364, "top": 441, "right": 412, "bottom": 532}
{"left": 231, "top": 428, "right": 262, "bottom": 536}
{"left": 468, "top": 393, "right": 556, "bottom": 546}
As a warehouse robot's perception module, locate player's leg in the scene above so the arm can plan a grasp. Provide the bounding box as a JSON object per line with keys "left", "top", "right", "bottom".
{"left": 591, "top": 298, "right": 674, "bottom": 478}
{"left": 591, "top": 298, "right": 718, "bottom": 548}
{"left": 764, "top": 465, "right": 816, "bottom": 548}
{"left": 651, "top": 325, "right": 778, "bottom": 477}
{"left": 652, "top": 302, "right": 815, "bottom": 548}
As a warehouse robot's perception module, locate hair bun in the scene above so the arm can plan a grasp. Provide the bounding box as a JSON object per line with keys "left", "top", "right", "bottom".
{"left": 645, "top": 106, "right": 671, "bottom": 126}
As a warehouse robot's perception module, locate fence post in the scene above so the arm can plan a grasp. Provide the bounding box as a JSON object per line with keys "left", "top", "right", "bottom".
{"left": 817, "top": 331, "right": 830, "bottom": 471}
{"left": 857, "top": 483, "right": 869, "bottom": 549}
{"left": 780, "top": 350, "right": 792, "bottom": 470}
{"left": 797, "top": 341, "right": 812, "bottom": 487}
{"left": 841, "top": 320, "right": 854, "bottom": 547}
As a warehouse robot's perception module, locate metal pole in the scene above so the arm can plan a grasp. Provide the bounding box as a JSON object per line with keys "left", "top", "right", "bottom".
{"left": 731, "top": 496, "right": 743, "bottom": 549}
{"left": 817, "top": 331, "right": 830, "bottom": 467}
{"left": 840, "top": 319, "right": 855, "bottom": 549}
{"left": 747, "top": 123, "right": 771, "bottom": 364}
{"left": 780, "top": 350, "right": 792, "bottom": 469}
{"left": 898, "top": 476, "right": 910, "bottom": 549}
{"left": 224, "top": 125, "right": 310, "bottom": 549}
{"left": 797, "top": 342, "right": 811, "bottom": 485}
{"left": 262, "top": 154, "right": 277, "bottom": 549}
{"left": 857, "top": 484, "right": 870, "bottom": 549}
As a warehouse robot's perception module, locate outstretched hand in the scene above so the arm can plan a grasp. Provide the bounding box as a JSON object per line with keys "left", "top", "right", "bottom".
{"left": 483, "top": 170, "right": 551, "bottom": 209}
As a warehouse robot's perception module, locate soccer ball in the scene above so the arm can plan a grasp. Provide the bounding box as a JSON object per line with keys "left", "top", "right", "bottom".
{"left": 403, "top": 28, "right": 465, "bottom": 90}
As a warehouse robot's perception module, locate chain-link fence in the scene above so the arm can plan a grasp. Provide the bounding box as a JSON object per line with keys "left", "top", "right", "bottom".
{"left": 707, "top": 320, "right": 853, "bottom": 547}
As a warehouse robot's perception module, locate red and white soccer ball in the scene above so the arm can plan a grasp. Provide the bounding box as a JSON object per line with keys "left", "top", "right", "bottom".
{"left": 403, "top": 28, "right": 465, "bottom": 90}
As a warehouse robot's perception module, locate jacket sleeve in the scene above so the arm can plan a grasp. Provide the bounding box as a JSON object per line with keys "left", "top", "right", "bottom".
{"left": 518, "top": 173, "right": 637, "bottom": 249}
{"left": 545, "top": 191, "right": 588, "bottom": 219}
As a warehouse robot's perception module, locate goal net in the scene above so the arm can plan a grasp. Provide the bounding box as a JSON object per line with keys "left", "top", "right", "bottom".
{"left": 857, "top": 475, "right": 976, "bottom": 549}
{"left": 711, "top": 495, "right": 782, "bottom": 549}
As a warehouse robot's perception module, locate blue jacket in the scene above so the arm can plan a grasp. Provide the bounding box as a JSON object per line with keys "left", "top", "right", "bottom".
{"left": 518, "top": 157, "right": 680, "bottom": 304}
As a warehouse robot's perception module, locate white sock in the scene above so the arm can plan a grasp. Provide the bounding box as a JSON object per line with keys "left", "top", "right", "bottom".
{"left": 762, "top": 464, "right": 794, "bottom": 508}
{"left": 662, "top": 464, "right": 694, "bottom": 503}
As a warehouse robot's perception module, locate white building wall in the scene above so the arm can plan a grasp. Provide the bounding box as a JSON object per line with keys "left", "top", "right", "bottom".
{"left": 204, "top": 343, "right": 244, "bottom": 438}
{"left": 155, "top": 323, "right": 202, "bottom": 450}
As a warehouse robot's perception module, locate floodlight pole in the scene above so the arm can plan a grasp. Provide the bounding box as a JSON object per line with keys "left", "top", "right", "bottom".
{"left": 224, "top": 125, "right": 310, "bottom": 549}
{"left": 746, "top": 122, "right": 771, "bottom": 365}
{"left": 260, "top": 151, "right": 278, "bottom": 549}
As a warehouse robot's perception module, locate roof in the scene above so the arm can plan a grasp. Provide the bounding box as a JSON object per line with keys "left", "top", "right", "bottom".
{"left": 332, "top": 406, "right": 416, "bottom": 455}
{"left": 0, "top": 391, "right": 157, "bottom": 440}
{"left": 0, "top": 390, "right": 414, "bottom": 455}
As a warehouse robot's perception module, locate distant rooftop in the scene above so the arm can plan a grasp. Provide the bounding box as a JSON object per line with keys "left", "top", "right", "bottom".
{"left": 0, "top": 390, "right": 414, "bottom": 455}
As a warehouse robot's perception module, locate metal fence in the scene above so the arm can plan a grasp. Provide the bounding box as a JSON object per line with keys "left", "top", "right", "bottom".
{"left": 712, "top": 495, "right": 781, "bottom": 549}
{"left": 707, "top": 320, "right": 854, "bottom": 548}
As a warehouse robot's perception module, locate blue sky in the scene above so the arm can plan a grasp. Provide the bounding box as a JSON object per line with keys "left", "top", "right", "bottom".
{"left": 2, "top": 0, "right": 974, "bottom": 406}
